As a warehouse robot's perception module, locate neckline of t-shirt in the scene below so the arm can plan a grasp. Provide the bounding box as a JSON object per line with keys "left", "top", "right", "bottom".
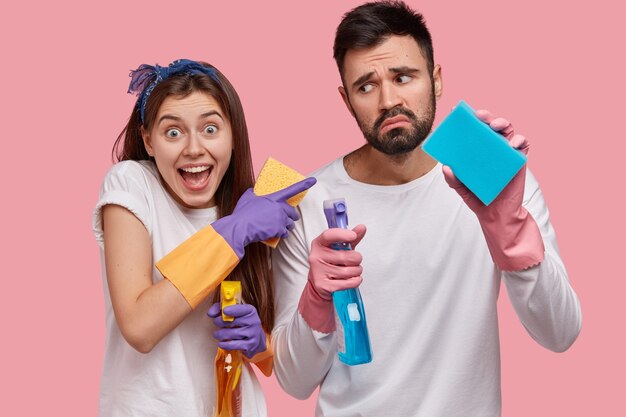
{"left": 331, "top": 156, "right": 441, "bottom": 193}
{"left": 175, "top": 203, "right": 218, "bottom": 220}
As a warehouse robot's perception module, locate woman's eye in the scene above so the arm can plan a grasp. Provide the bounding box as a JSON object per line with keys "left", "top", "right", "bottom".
{"left": 165, "top": 128, "right": 182, "bottom": 138}
{"left": 359, "top": 84, "right": 374, "bottom": 93}
{"left": 204, "top": 125, "right": 218, "bottom": 134}
{"left": 396, "top": 74, "right": 412, "bottom": 84}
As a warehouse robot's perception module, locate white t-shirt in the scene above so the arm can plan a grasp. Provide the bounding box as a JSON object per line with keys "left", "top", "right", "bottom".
{"left": 93, "top": 160, "right": 266, "bottom": 417}
{"left": 271, "top": 157, "right": 581, "bottom": 417}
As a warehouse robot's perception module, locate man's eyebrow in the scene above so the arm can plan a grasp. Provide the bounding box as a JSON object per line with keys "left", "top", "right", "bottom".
{"left": 351, "top": 71, "right": 375, "bottom": 89}
{"left": 390, "top": 66, "right": 420, "bottom": 74}
{"left": 351, "top": 67, "right": 421, "bottom": 89}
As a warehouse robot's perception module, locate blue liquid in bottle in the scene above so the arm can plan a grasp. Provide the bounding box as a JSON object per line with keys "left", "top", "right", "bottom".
{"left": 324, "top": 198, "right": 372, "bottom": 365}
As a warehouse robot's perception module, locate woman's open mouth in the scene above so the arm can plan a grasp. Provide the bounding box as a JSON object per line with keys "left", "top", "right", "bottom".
{"left": 178, "top": 165, "right": 212, "bottom": 191}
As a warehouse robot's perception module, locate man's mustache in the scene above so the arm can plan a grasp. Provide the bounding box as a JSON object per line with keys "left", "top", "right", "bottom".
{"left": 373, "top": 107, "right": 418, "bottom": 131}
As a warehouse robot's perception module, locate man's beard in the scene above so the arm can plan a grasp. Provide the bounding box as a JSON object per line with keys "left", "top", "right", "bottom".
{"left": 356, "top": 90, "right": 436, "bottom": 156}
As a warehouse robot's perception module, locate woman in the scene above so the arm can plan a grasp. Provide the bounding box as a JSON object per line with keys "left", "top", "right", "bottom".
{"left": 93, "top": 59, "right": 314, "bottom": 416}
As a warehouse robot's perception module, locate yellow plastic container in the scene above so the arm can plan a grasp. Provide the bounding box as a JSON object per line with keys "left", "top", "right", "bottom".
{"left": 214, "top": 281, "right": 243, "bottom": 417}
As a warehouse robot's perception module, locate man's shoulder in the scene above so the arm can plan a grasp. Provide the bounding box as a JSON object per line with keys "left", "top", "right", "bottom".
{"left": 299, "top": 156, "right": 353, "bottom": 216}
{"left": 308, "top": 156, "right": 344, "bottom": 183}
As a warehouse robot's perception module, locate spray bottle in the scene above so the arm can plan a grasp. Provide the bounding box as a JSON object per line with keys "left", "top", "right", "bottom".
{"left": 323, "top": 198, "right": 372, "bottom": 365}
{"left": 214, "top": 281, "right": 243, "bottom": 417}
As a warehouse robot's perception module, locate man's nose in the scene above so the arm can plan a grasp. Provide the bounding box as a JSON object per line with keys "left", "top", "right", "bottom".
{"left": 378, "top": 82, "right": 402, "bottom": 112}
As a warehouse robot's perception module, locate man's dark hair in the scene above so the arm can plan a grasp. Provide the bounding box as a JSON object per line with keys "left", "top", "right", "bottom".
{"left": 333, "top": 1, "right": 434, "bottom": 80}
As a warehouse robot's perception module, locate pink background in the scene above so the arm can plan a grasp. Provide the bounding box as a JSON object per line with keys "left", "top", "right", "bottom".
{"left": 2, "top": 0, "right": 624, "bottom": 415}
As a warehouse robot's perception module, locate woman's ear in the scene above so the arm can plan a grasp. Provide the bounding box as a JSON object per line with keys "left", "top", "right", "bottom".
{"left": 141, "top": 126, "right": 154, "bottom": 157}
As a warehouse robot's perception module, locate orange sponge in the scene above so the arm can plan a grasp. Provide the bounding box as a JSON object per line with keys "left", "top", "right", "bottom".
{"left": 254, "top": 157, "right": 307, "bottom": 248}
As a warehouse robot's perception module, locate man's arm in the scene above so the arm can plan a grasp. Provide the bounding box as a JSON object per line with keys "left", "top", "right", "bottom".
{"left": 442, "top": 110, "right": 581, "bottom": 350}
{"left": 271, "top": 215, "right": 337, "bottom": 399}
{"left": 503, "top": 170, "right": 582, "bottom": 352}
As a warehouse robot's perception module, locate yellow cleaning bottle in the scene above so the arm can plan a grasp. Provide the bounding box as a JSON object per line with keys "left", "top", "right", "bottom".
{"left": 214, "top": 281, "right": 243, "bottom": 417}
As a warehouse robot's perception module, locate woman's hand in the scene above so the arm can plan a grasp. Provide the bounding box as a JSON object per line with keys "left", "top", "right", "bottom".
{"left": 208, "top": 303, "right": 267, "bottom": 358}
{"left": 212, "top": 177, "right": 317, "bottom": 258}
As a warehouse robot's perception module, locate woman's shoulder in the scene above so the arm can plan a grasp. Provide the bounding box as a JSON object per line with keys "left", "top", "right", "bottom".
{"left": 106, "top": 160, "right": 157, "bottom": 180}
{"left": 100, "top": 161, "right": 160, "bottom": 195}
{"left": 101, "top": 160, "right": 160, "bottom": 190}
{"left": 94, "top": 161, "right": 161, "bottom": 246}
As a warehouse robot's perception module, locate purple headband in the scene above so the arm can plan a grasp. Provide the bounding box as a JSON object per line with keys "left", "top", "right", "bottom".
{"left": 127, "top": 59, "right": 219, "bottom": 123}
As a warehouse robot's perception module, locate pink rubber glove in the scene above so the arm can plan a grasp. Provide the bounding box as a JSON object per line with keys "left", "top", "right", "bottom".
{"left": 298, "top": 225, "right": 367, "bottom": 333}
{"left": 442, "top": 109, "right": 544, "bottom": 271}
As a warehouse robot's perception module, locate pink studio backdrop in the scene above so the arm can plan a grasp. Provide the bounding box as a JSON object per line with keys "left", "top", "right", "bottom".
{"left": 1, "top": 0, "right": 623, "bottom": 415}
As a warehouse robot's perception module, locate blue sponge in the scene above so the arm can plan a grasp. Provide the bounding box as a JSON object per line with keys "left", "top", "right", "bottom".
{"left": 422, "top": 100, "right": 527, "bottom": 205}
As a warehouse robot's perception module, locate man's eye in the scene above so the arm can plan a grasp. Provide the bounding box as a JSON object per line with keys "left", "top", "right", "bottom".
{"left": 396, "top": 74, "right": 412, "bottom": 84}
{"left": 204, "top": 125, "right": 218, "bottom": 134}
{"left": 359, "top": 83, "right": 374, "bottom": 93}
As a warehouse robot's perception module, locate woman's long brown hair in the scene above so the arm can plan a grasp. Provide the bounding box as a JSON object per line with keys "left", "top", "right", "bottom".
{"left": 112, "top": 64, "right": 274, "bottom": 332}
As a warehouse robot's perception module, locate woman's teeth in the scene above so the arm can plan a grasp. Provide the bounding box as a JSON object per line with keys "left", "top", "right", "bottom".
{"left": 180, "top": 166, "right": 210, "bottom": 173}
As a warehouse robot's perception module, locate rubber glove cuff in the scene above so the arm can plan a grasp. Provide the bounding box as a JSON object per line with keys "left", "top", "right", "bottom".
{"left": 479, "top": 201, "right": 545, "bottom": 271}
{"left": 212, "top": 214, "right": 247, "bottom": 259}
{"left": 298, "top": 280, "right": 336, "bottom": 333}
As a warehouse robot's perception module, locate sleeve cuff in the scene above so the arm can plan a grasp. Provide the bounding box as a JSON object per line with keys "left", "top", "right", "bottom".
{"left": 156, "top": 225, "right": 240, "bottom": 308}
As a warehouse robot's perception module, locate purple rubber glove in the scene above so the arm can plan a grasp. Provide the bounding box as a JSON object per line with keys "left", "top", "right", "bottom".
{"left": 208, "top": 302, "right": 266, "bottom": 358}
{"left": 212, "top": 177, "right": 316, "bottom": 259}
{"left": 442, "top": 109, "right": 544, "bottom": 271}
{"left": 298, "top": 225, "right": 367, "bottom": 333}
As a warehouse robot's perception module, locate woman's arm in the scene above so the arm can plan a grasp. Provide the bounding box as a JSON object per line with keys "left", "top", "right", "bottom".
{"left": 103, "top": 204, "right": 192, "bottom": 353}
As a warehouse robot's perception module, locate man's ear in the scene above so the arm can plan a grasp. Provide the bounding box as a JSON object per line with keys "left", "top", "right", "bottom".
{"left": 433, "top": 64, "right": 443, "bottom": 100}
{"left": 338, "top": 85, "right": 356, "bottom": 118}
{"left": 141, "top": 126, "right": 154, "bottom": 157}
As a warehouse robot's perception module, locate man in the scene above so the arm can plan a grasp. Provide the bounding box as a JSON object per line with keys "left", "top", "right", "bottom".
{"left": 271, "top": 1, "right": 582, "bottom": 416}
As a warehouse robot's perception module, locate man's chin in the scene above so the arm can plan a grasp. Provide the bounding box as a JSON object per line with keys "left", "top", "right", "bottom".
{"left": 373, "top": 133, "right": 422, "bottom": 155}
{"left": 370, "top": 141, "right": 421, "bottom": 156}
